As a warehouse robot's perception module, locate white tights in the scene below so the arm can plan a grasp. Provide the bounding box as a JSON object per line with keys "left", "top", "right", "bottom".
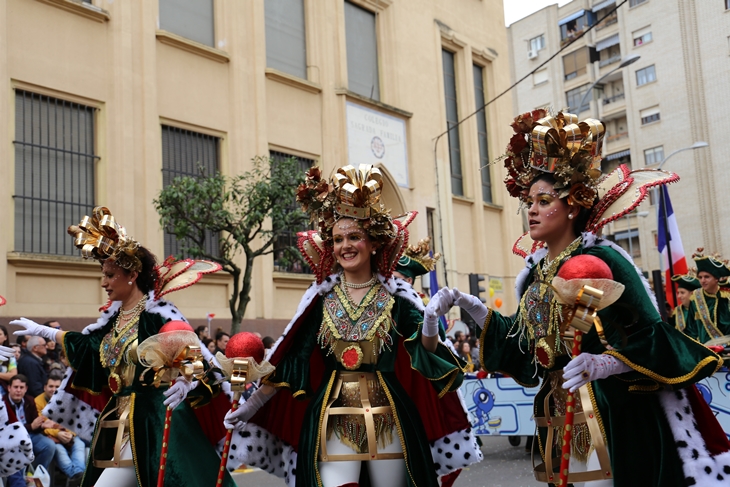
{"left": 93, "top": 441, "right": 138, "bottom": 487}
{"left": 319, "top": 436, "right": 407, "bottom": 487}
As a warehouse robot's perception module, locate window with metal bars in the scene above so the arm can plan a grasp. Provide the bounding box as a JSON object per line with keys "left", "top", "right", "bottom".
{"left": 442, "top": 49, "right": 463, "bottom": 196}
{"left": 473, "top": 64, "right": 492, "bottom": 204}
{"left": 271, "top": 151, "right": 314, "bottom": 274}
{"left": 161, "top": 125, "right": 220, "bottom": 258}
{"left": 13, "top": 90, "right": 98, "bottom": 256}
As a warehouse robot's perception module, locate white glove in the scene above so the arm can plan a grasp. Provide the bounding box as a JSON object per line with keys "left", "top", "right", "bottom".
{"left": 452, "top": 288, "right": 489, "bottom": 327}
{"left": 10, "top": 317, "right": 59, "bottom": 342}
{"left": 562, "top": 353, "right": 631, "bottom": 393}
{"left": 0, "top": 345, "right": 14, "bottom": 362}
{"left": 224, "top": 388, "right": 275, "bottom": 429}
{"left": 163, "top": 379, "right": 198, "bottom": 409}
{"left": 423, "top": 287, "right": 454, "bottom": 337}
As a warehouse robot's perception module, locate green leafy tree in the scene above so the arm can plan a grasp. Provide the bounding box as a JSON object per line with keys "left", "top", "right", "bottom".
{"left": 154, "top": 156, "right": 308, "bottom": 333}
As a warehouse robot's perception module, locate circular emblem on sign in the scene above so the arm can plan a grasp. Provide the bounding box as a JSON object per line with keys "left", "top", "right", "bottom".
{"left": 371, "top": 136, "right": 385, "bottom": 159}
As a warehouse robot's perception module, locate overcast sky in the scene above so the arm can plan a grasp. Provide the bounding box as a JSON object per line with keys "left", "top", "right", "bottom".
{"left": 502, "top": 0, "right": 572, "bottom": 26}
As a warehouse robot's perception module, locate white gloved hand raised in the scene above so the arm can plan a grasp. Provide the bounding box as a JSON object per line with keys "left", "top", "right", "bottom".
{"left": 562, "top": 353, "right": 631, "bottom": 393}
{"left": 223, "top": 387, "right": 276, "bottom": 430}
{"left": 423, "top": 287, "right": 454, "bottom": 337}
{"left": 452, "top": 288, "right": 489, "bottom": 327}
{"left": 0, "top": 345, "right": 14, "bottom": 363}
{"left": 10, "top": 317, "right": 59, "bottom": 342}
{"left": 162, "top": 379, "right": 198, "bottom": 409}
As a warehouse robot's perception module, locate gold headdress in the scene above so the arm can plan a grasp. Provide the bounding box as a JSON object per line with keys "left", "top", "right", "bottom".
{"left": 295, "top": 163, "right": 415, "bottom": 283}
{"left": 67, "top": 206, "right": 143, "bottom": 271}
{"left": 503, "top": 110, "right": 604, "bottom": 207}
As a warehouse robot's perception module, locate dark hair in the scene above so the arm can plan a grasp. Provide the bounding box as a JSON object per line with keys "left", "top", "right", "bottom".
{"left": 262, "top": 336, "right": 275, "bottom": 349}
{"left": 195, "top": 326, "right": 208, "bottom": 336}
{"left": 10, "top": 374, "right": 28, "bottom": 386}
{"left": 202, "top": 338, "right": 213, "bottom": 347}
{"left": 0, "top": 325, "right": 9, "bottom": 347}
{"left": 106, "top": 245, "right": 159, "bottom": 294}
{"left": 45, "top": 372, "right": 64, "bottom": 384}
{"left": 16, "top": 334, "right": 28, "bottom": 347}
{"left": 215, "top": 330, "right": 230, "bottom": 342}
{"left": 529, "top": 174, "right": 594, "bottom": 236}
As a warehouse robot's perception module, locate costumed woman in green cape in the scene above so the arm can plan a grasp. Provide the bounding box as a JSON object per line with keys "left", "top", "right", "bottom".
{"left": 683, "top": 250, "right": 730, "bottom": 344}
{"left": 670, "top": 271, "right": 700, "bottom": 333}
{"left": 10, "top": 207, "right": 234, "bottom": 487}
{"left": 433, "top": 110, "right": 730, "bottom": 486}
{"left": 222, "top": 164, "right": 481, "bottom": 487}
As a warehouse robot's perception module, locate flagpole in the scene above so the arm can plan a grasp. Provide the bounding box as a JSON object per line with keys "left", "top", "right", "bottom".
{"left": 660, "top": 187, "right": 678, "bottom": 308}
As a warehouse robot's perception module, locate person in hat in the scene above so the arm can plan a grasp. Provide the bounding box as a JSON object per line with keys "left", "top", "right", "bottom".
{"left": 670, "top": 271, "right": 701, "bottom": 332}
{"left": 431, "top": 110, "right": 728, "bottom": 486}
{"left": 222, "top": 165, "right": 480, "bottom": 487}
{"left": 683, "top": 250, "right": 730, "bottom": 343}
{"left": 393, "top": 237, "right": 440, "bottom": 305}
{"left": 9, "top": 207, "right": 234, "bottom": 487}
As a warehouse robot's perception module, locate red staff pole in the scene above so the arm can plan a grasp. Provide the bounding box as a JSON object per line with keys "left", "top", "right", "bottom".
{"left": 217, "top": 391, "right": 242, "bottom": 486}
{"left": 157, "top": 380, "right": 175, "bottom": 487}
{"left": 557, "top": 330, "right": 583, "bottom": 487}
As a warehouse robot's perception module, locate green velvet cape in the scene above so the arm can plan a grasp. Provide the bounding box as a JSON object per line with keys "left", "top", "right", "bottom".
{"left": 479, "top": 244, "right": 721, "bottom": 487}
{"left": 262, "top": 294, "right": 465, "bottom": 487}
{"left": 683, "top": 290, "right": 730, "bottom": 344}
{"left": 64, "top": 310, "right": 236, "bottom": 487}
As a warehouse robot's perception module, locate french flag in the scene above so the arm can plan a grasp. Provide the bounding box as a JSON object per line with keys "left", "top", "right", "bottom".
{"left": 657, "top": 186, "right": 688, "bottom": 309}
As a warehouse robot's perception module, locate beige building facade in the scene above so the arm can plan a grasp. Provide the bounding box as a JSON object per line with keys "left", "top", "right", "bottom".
{"left": 508, "top": 0, "right": 730, "bottom": 287}
{"left": 0, "top": 0, "right": 523, "bottom": 334}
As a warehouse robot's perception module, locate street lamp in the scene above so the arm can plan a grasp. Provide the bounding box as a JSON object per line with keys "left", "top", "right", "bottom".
{"left": 655, "top": 141, "right": 709, "bottom": 308}
{"left": 575, "top": 54, "right": 641, "bottom": 115}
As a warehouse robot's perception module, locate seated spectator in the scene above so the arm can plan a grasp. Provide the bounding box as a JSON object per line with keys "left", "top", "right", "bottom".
{"left": 17, "top": 336, "right": 48, "bottom": 397}
{"left": 41, "top": 321, "right": 65, "bottom": 374}
{"left": 3, "top": 374, "right": 56, "bottom": 487}
{"left": 35, "top": 373, "right": 85, "bottom": 480}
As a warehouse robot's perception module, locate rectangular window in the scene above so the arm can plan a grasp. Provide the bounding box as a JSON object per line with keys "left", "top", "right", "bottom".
{"left": 13, "top": 91, "right": 97, "bottom": 255}
{"left": 345, "top": 1, "right": 380, "bottom": 101}
{"left": 633, "top": 26, "right": 652, "bottom": 47}
{"left": 473, "top": 64, "right": 492, "bottom": 204}
{"left": 630, "top": 0, "right": 647, "bottom": 6}
{"left": 560, "top": 11, "right": 595, "bottom": 43}
{"left": 159, "top": 0, "right": 214, "bottom": 47}
{"left": 566, "top": 84, "right": 590, "bottom": 113}
{"left": 563, "top": 47, "right": 589, "bottom": 80}
{"left": 442, "top": 49, "right": 463, "bottom": 196}
{"left": 271, "top": 151, "right": 314, "bottom": 274}
{"left": 533, "top": 68, "right": 548, "bottom": 85}
{"left": 643, "top": 146, "right": 664, "bottom": 165}
{"left": 161, "top": 125, "right": 220, "bottom": 258}
{"left": 265, "top": 0, "right": 307, "bottom": 79}
{"left": 636, "top": 65, "right": 656, "bottom": 86}
{"left": 640, "top": 106, "right": 660, "bottom": 125}
{"left": 529, "top": 35, "right": 545, "bottom": 52}
{"left": 727, "top": 0, "right": 730, "bottom": 10}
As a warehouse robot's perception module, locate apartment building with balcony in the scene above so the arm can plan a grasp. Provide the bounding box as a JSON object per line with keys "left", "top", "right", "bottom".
{"left": 0, "top": 0, "right": 522, "bottom": 333}
{"left": 508, "top": 0, "right": 730, "bottom": 292}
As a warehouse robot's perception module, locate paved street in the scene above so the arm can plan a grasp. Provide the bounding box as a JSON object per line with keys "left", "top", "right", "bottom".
{"left": 232, "top": 436, "right": 543, "bottom": 487}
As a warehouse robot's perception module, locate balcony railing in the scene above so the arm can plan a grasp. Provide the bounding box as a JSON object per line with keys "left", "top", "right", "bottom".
{"left": 599, "top": 54, "right": 621, "bottom": 67}
{"left": 606, "top": 131, "right": 629, "bottom": 143}
{"left": 602, "top": 93, "right": 625, "bottom": 105}
{"left": 595, "top": 12, "right": 618, "bottom": 30}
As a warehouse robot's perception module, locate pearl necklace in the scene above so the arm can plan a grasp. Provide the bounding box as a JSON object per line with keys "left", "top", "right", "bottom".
{"left": 343, "top": 274, "right": 377, "bottom": 289}
{"left": 117, "top": 295, "right": 147, "bottom": 328}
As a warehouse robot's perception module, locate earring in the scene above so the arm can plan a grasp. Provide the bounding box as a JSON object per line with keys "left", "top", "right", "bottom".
{"left": 371, "top": 250, "right": 376, "bottom": 255}
{"left": 128, "top": 281, "right": 133, "bottom": 285}
{"left": 568, "top": 214, "right": 574, "bottom": 220}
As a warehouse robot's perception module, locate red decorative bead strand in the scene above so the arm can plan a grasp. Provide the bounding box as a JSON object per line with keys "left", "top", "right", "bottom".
{"left": 157, "top": 389, "right": 175, "bottom": 487}
{"left": 558, "top": 330, "right": 582, "bottom": 487}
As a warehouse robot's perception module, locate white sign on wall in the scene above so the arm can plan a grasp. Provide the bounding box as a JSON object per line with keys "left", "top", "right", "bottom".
{"left": 346, "top": 101, "right": 409, "bottom": 187}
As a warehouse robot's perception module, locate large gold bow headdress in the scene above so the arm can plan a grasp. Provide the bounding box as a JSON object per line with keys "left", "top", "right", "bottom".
{"left": 502, "top": 110, "right": 605, "bottom": 207}
{"left": 67, "top": 206, "right": 142, "bottom": 271}
{"left": 332, "top": 164, "right": 384, "bottom": 219}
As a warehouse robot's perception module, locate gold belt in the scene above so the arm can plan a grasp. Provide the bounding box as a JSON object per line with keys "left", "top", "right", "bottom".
{"left": 319, "top": 372, "right": 402, "bottom": 462}
{"left": 532, "top": 380, "right": 612, "bottom": 484}
{"left": 91, "top": 396, "right": 134, "bottom": 468}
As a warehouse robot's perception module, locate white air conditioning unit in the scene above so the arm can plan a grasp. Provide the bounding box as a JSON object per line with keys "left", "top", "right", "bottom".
{"left": 528, "top": 49, "right": 538, "bottom": 60}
